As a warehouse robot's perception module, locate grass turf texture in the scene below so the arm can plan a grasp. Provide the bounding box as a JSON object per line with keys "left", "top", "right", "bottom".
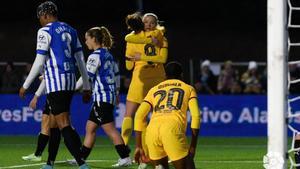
{"left": 0, "top": 136, "right": 273, "bottom": 169}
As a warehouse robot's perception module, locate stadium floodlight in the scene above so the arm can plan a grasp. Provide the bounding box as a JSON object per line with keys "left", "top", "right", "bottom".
{"left": 264, "top": 0, "right": 288, "bottom": 168}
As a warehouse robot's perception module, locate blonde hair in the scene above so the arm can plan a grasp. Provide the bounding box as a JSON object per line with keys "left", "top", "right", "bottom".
{"left": 86, "top": 26, "right": 113, "bottom": 49}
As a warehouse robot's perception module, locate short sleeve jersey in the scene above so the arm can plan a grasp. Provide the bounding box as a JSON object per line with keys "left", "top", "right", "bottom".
{"left": 86, "top": 48, "right": 117, "bottom": 104}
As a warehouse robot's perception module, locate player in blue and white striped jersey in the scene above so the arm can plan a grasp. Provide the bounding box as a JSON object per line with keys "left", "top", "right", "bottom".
{"left": 75, "top": 26, "right": 131, "bottom": 167}
{"left": 19, "top": 1, "right": 91, "bottom": 169}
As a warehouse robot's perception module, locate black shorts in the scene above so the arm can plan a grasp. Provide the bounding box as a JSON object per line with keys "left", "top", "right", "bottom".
{"left": 47, "top": 91, "right": 74, "bottom": 115}
{"left": 42, "top": 98, "right": 51, "bottom": 115}
{"left": 89, "top": 102, "right": 114, "bottom": 126}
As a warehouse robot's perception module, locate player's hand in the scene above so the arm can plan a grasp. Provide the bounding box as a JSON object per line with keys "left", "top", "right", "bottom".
{"left": 134, "top": 147, "right": 145, "bottom": 164}
{"left": 126, "top": 56, "right": 136, "bottom": 62}
{"left": 82, "top": 90, "right": 91, "bottom": 103}
{"left": 151, "top": 37, "right": 162, "bottom": 47}
{"left": 19, "top": 87, "right": 27, "bottom": 99}
{"left": 133, "top": 52, "right": 141, "bottom": 61}
{"left": 29, "top": 95, "right": 38, "bottom": 109}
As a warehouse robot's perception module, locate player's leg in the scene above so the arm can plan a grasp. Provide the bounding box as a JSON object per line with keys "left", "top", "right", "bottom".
{"left": 171, "top": 156, "right": 188, "bottom": 169}
{"left": 66, "top": 120, "right": 97, "bottom": 166}
{"left": 121, "top": 100, "right": 139, "bottom": 145}
{"left": 56, "top": 112, "right": 85, "bottom": 166}
{"left": 22, "top": 114, "right": 50, "bottom": 161}
{"left": 145, "top": 123, "right": 168, "bottom": 168}
{"left": 22, "top": 103, "right": 50, "bottom": 162}
{"left": 49, "top": 91, "right": 87, "bottom": 167}
{"left": 162, "top": 122, "right": 190, "bottom": 169}
{"left": 81, "top": 120, "right": 98, "bottom": 160}
{"left": 37, "top": 114, "right": 50, "bottom": 155}
{"left": 295, "top": 134, "right": 300, "bottom": 169}
{"left": 151, "top": 157, "right": 169, "bottom": 169}
{"left": 94, "top": 102, "right": 131, "bottom": 167}
{"left": 102, "top": 122, "right": 132, "bottom": 167}
{"left": 45, "top": 114, "right": 60, "bottom": 167}
{"left": 186, "top": 154, "right": 196, "bottom": 169}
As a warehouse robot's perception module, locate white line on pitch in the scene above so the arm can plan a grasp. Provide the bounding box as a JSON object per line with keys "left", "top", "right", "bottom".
{"left": 0, "top": 144, "right": 266, "bottom": 148}
{"left": 0, "top": 159, "right": 262, "bottom": 168}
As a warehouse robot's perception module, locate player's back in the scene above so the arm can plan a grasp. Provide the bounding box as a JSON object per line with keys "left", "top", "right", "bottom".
{"left": 46, "top": 22, "right": 78, "bottom": 70}
{"left": 144, "top": 79, "right": 197, "bottom": 128}
{"left": 41, "top": 21, "right": 81, "bottom": 93}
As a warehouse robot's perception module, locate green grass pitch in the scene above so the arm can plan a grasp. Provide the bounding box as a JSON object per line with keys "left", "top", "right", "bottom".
{"left": 0, "top": 136, "right": 273, "bottom": 169}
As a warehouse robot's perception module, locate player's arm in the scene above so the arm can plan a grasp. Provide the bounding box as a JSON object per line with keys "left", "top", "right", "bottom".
{"left": 20, "top": 29, "right": 49, "bottom": 98}
{"left": 125, "top": 31, "right": 152, "bottom": 44}
{"left": 125, "top": 30, "right": 163, "bottom": 47}
{"left": 74, "top": 38, "right": 90, "bottom": 92}
{"left": 113, "top": 61, "right": 121, "bottom": 94}
{"left": 188, "top": 88, "right": 201, "bottom": 158}
{"left": 75, "top": 53, "right": 99, "bottom": 91}
{"left": 134, "top": 101, "right": 152, "bottom": 163}
{"left": 125, "top": 43, "right": 134, "bottom": 70}
{"left": 75, "top": 77, "right": 83, "bottom": 91}
{"left": 29, "top": 79, "right": 46, "bottom": 109}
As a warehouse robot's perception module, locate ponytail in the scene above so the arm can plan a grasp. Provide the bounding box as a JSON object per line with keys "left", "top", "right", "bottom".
{"left": 86, "top": 26, "right": 113, "bottom": 49}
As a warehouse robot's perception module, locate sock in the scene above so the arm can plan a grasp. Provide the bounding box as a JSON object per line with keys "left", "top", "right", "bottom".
{"left": 115, "top": 144, "right": 130, "bottom": 159}
{"left": 121, "top": 117, "right": 133, "bottom": 145}
{"left": 47, "top": 128, "right": 61, "bottom": 166}
{"left": 81, "top": 145, "right": 92, "bottom": 160}
{"left": 34, "top": 133, "right": 49, "bottom": 156}
{"left": 61, "top": 126, "right": 85, "bottom": 166}
{"left": 295, "top": 140, "right": 300, "bottom": 169}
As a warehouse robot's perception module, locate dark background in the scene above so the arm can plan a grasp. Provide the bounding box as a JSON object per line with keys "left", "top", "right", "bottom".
{"left": 0, "top": 0, "right": 267, "bottom": 72}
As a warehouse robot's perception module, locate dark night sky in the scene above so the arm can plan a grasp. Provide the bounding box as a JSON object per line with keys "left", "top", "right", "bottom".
{"left": 0, "top": 0, "right": 267, "bottom": 69}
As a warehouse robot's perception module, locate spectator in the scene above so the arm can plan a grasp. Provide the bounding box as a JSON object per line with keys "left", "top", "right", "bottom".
{"left": 1, "top": 62, "right": 20, "bottom": 93}
{"left": 194, "top": 60, "right": 217, "bottom": 94}
{"left": 230, "top": 80, "right": 242, "bottom": 94}
{"left": 240, "top": 61, "right": 262, "bottom": 94}
{"left": 217, "top": 60, "right": 240, "bottom": 94}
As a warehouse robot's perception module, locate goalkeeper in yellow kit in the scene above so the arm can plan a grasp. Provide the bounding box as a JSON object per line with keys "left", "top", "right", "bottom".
{"left": 134, "top": 61, "right": 201, "bottom": 169}
{"left": 121, "top": 12, "right": 168, "bottom": 148}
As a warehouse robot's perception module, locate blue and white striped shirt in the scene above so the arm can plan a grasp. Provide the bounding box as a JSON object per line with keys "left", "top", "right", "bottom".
{"left": 36, "top": 22, "right": 82, "bottom": 93}
{"left": 86, "top": 48, "right": 118, "bottom": 104}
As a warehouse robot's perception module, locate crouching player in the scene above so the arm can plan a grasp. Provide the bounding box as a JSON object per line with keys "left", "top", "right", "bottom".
{"left": 134, "top": 61, "right": 201, "bottom": 169}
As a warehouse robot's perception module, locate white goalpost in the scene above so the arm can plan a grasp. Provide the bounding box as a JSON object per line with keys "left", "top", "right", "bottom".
{"left": 264, "top": 0, "right": 288, "bottom": 168}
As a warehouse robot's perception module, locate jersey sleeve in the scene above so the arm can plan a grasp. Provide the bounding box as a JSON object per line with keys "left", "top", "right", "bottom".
{"left": 86, "top": 54, "right": 100, "bottom": 79}
{"left": 35, "top": 79, "right": 46, "bottom": 97}
{"left": 143, "top": 88, "right": 154, "bottom": 107}
{"left": 74, "top": 37, "right": 83, "bottom": 53}
{"left": 113, "top": 61, "right": 120, "bottom": 90}
{"left": 188, "top": 87, "right": 201, "bottom": 129}
{"left": 125, "top": 43, "right": 134, "bottom": 70}
{"left": 134, "top": 102, "right": 151, "bottom": 131}
{"left": 36, "top": 28, "right": 51, "bottom": 55}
